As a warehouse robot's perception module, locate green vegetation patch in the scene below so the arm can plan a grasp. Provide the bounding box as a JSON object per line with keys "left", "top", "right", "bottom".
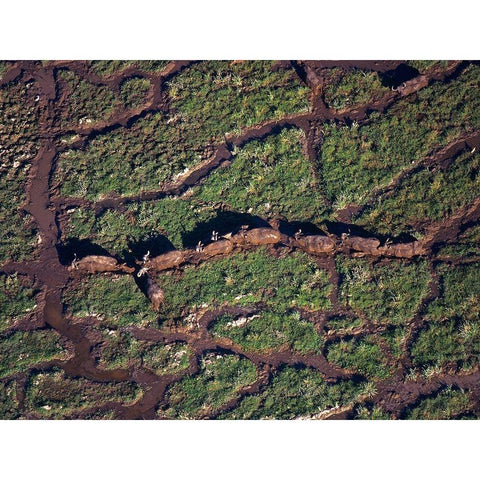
{"left": 0, "top": 273, "right": 37, "bottom": 332}
{"left": 323, "top": 68, "right": 388, "bottom": 110}
{"left": 54, "top": 112, "right": 212, "bottom": 200}
{"left": 0, "top": 330, "right": 70, "bottom": 378}
{"left": 168, "top": 60, "right": 310, "bottom": 144}
{"left": 353, "top": 404, "right": 391, "bottom": 419}
{"left": 210, "top": 309, "right": 323, "bottom": 354}
{"left": 0, "top": 80, "right": 39, "bottom": 263}
{"left": 90, "top": 61, "right": 136, "bottom": 76}
{"left": 325, "top": 315, "right": 363, "bottom": 332}
{"left": 95, "top": 329, "right": 192, "bottom": 375}
{"left": 404, "top": 387, "right": 474, "bottom": 420}
{"left": 0, "top": 61, "right": 9, "bottom": 79}
{"left": 436, "top": 225, "right": 480, "bottom": 259}
{"left": 357, "top": 149, "right": 480, "bottom": 237}
{"left": 411, "top": 318, "right": 480, "bottom": 370}
{"left": 218, "top": 365, "right": 365, "bottom": 419}
{"left": 325, "top": 335, "right": 392, "bottom": 380}
{"left": 141, "top": 341, "right": 192, "bottom": 376}
{"left": 156, "top": 248, "right": 332, "bottom": 321}
{"left": 337, "top": 256, "right": 431, "bottom": 325}
{"left": 320, "top": 64, "right": 480, "bottom": 209}
{"left": 94, "top": 329, "right": 142, "bottom": 370}
{"left": 406, "top": 60, "right": 450, "bottom": 74}
{"left": 0, "top": 380, "right": 21, "bottom": 419}
{"left": 197, "top": 129, "right": 328, "bottom": 223}
{"left": 60, "top": 198, "right": 218, "bottom": 257}
{"left": 90, "top": 60, "right": 169, "bottom": 77}
{"left": 61, "top": 208, "right": 142, "bottom": 258}
{"left": 120, "top": 76, "right": 151, "bottom": 109}
{"left": 57, "top": 69, "right": 118, "bottom": 127}
{"left": 161, "top": 352, "right": 258, "bottom": 418}
{"left": 24, "top": 368, "right": 141, "bottom": 419}
{"left": 63, "top": 274, "right": 158, "bottom": 327}
{"left": 427, "top": 263, "right": 480, "bottom": 322}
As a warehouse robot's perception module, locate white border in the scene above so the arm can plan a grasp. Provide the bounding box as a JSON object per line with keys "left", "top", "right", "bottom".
{"left": 1, "top": 0, "right": 478, "bottom": 59}
{"left": 0, "top": 420, "right": 478, "bottom": 478}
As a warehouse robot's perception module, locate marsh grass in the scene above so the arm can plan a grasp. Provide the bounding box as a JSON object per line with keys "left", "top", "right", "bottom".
{"left": 120, "top": 76, "right": 151, "bottom": 109}
{"left": 63, "top": 274, "right": 158, "bottom": 327}
{"left": 54, "top": 112, "right": 209, "bottom": 200}
{"left": 168, "top": 61, "right": 310, "bottom": 145}
{"left": 0, "top": 80, "right": 39, "bottom": 263}
{"left": 24, "top": 368, "right": 142, "bottom": 418}
{"left": 404, "top": 387, "right": 474, "bottom": 419}
{"left": 0, "top": 330, "right": 70, "bottom": 378}
{"left": 210, "top": 308, "right": 324, "bottom": 354}
{"left": 337, "top": 256, "right": 431, "bottom": 325}
{"left": 0, "top": 273, "right": 37, "bottom": 332}
{"left": 217, "top": 365, "right": 365, "bottom": 419}
{"left": 0, "top": 380, "right": 20, "bottom": 419}
{"left": 57, "top": 69, "right": 118, "bottom": 127}
{"left": 156, "top": 248, "right": 332, "bottom": 322}
{"left": 161, "top": 352, "right": 257, "bottom": 418}
{"left": 323, "top": 67, "right": 388, "bottom": 110}
{"left": 357, "top": 150, "right": 480, "bottom": 237}
{"left": 197, "top": 129, "right": 329, "bottom": 223}
{"left": 320, "top": 64, "right": 480, "bottom": 209}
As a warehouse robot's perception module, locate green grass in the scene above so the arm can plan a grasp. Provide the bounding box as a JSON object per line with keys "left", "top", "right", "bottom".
{"left": 61, "top": 208, "right": 143, "bottom": 258}
{"left": 60, "top": 198, "right": 218, "bottom": 257}
{"left": 54, "top": 112, "right": 211, "bottom": 200}
{"left": 210, "top": 308, "right": 323, "bottom": 354}
{"left": 381, "top": 326, "right": 407, "bottom": 359}
{"left": 24, "top": 368, "right": 142, "bottom": 419}
{"left": 0, "top": 273, "right": 37, "bottom": 332}
{"left": 197, "top": 128, "right": 329, "bottom": 223}
{"left": 135, "top": 61, "right": 170, "bottom": 72}
{"left": 404, "top": 387, "right": 473, "bottom": 419}
{"left": 168, "top": 60, "right": 310, "bottom": 144}
{"left": 63, "top": 274, "right": 158, "bottom": 327}
{"left": 156, "top": 248, "right": 332, "bottom": 322}
{"left": 436, "top": 225, "right": 480, "bottom": 259}
{"left": 0, "top": 330, "right": 70, "bottom": 378}
{"left": 129, "top": 198, "right": 218, "bottom": 249}
{"left": 353, "top": 404, "right": 391, "bottom": 419}
{"left": 58, "top": 129, "right": 330, "bottom": 253}
{"left": 0, "top": 80, "right": 39, "bottom": 263}
{"left": 57, "top": 69, "right": 118, "bottom": 127}
{"left": 357, "top": 149, "right": 480, "bottom": 237}
{"left": 325, "top": 315, "right": 363, "bottom": 332}
{"left": 218, "top": 365, "right": 365, "bottom": 419}
{"left": 337, "top": 256, "right": 431, "bottom": 325}
{"left": 0, "top": 61, "right": 9, "bottom": 79}
{"left": 161, "top": 352, "right": 258, "bottom": 418}
{"left": 94, "top": 329, "right": 142, "bottom": 370}
{"left": 319, "top": 64, "right": 480, "bottom": 209}
{"left": 90, "top": 61, "right": 136, "bottom": 76}
{"left": 427, "top": 263, "right": 480, "bottom": 322}
{"left": 323, "top": 67, "right": 388, "bottom": 110}
{"left": 411, "top": 318, "right": 480, "bottom": 370}
{"left": 120, "top": 76, "right": 151, "bottom": 109}
{"left": 55, "top": 62, "right": 311, "bottom": 202}
{"left": 140, "top": 341, "right": 192, "bottom": 375}
{"left": 406, "top": 60, "right": 450, "bottom": 74}
{"left": 95, "top": 329, "right": 192, "bottom": 375}
{"left": 0, "top": 380, "right": 20, "bottom": 419}
{"left": 90, "top": 61, "right": 169, "bottom": 77}
{"left": 326, "top": 335, "right": 392, "bottom": 380}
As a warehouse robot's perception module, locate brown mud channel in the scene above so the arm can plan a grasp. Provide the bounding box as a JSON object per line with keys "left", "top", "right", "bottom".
{"left": 2, "top": 60, "right": 480, "bottom": 419}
